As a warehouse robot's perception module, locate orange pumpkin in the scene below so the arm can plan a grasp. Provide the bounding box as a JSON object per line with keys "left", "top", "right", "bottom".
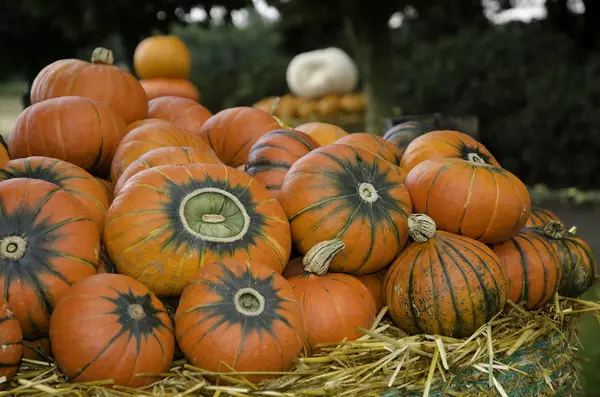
{"left": 279, "top": 144, "right": 412, "bottom": 275}
{"left": 253, "top": 97, "right": 277, "bottom": 114}
{"left": 282, "top": 257, "right": 305, "bottom": 278}
{"left": 30, "top": 48, "right": 148, "bottom": 124}
{"left": 273, "top": 94, "right": 298, "bottom": 120}
{"left": 0, "top": 157, "right": 109, "bottom": 230}
{"left": 23, "top": 337, "right": 52, "bottom": 361}
{"left": 400, "top": 130, "right": 500, "bottom": 172}
{"left": 110, "top": 120, "right": 216, "bottom": 183}
{"left": 0, "top": 299, "right": 23, "bottom": 384}
{"left": 50, "top": 274, "right": 175, "bottom": 387}
{"left": 525, "top": 205, "right": 561, "bottom": 228}
{"left": 0, "top": 145, "right": 10, "bottom": 166}
{"left": 0, "top": 178, "right": 99, "bottom": 340}
{"left": 382, "top": 121, "right": 427, "bottom": 153}
{"left": 97, "top": 245, "right": 115, "bottom": 274}
{"left": 492, "top": 229, "right": 561, "bottom": 310}
{"left": 140, "top": 78, "right": 200, "bottom": 101}
{"left": 405, "top": 157, "right": 530, "bottom": 244}
{"left": 126, "top": 118, "right": 164, "bottom": 132}
{"left": 198, "top": 107, "right": 281, "bottom": 167}
{"left": 245, "top": 129, "right": 320, "bottom": 199}
{"left": 295, "top": 99, "right": 317, "bottom": 119}
{"left": 336, "top": 133, "right": 402, "bottom": 166}
{"left": 94, "top": 177, "right": 114, "bottom": 205}
{"left": 295, "top": 122, "right": 348, "bottom": 146}
{"left": 358, "top": 270, "right": 387, "bottom": 313}
{"left": 148, "top": 96, "right": 212, "bottom": 135}
{"left": 339, "top": 93, "right": 366, "bottom": 113}
{"left": 134, "top": 35, "right": 191, "bottom": 80}
{"left": 104, "top": 164, "right": 292, "bottom": 297}
{"left": 9, "top": 96, "right": 127, "bottom": 178}
{"left": 175, "top": 259, "right": 307, "bottom": 382}
{"left": 114, "top": 146, "right": 223, "bottom": 194}
{"left": 315, "top": 95, "right": 341, "bottom": 117}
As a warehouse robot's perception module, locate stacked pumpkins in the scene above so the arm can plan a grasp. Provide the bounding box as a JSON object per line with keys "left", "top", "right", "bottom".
{"left": 0, "top": 44, "right": 595, "bottom": 392}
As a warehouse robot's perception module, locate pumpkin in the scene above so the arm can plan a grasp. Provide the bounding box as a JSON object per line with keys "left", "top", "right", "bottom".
{"left": 30, "top": 48, "right": 148, "bottom": 124}
{"left": 525, "top": 205, "right": 561, "bottom": 228}
{"left": 127, "top": 118, "right": 164, "bottom": 132}
{"left": 279, "top": 144, "right": 412, "bottom": 275}
{"left": 282, "top": 257, "right": 305, "bottom": 278}
{"left": 295, "top": 122, "right": 348, "bottom": 146}
{"left": 295, "top": 99, "right": 317, "bottom": 119}
{"left": 528, "top": 222, "right": 596, "bottom": 298}
{"left": 315, "top": 95, "right": 341, "bottom": 117}
{"left": 273, "top": 95, "right": 299, "bottom": 120}
{"left": 0, "top": 157, "right": 109, "bottom": 230}
{"left": 49, "top": 273, "right": 175, "bottom": 387}
{"left": 104, "top": 164, "right": 292, "bottom": 297}
{"left": 339, "top": 93, "right": 366, "bottom": 113}
{"left": 198, "top": 107, "right": 281, "bottom": 167}
{"left": 382, "top": 121, "right": 429, "bottom": 153}
{"left": 358, "top": 270, "right": 387, "bottom": 313}
{"left": 23, "top": 337, "right": 52, "bottom": 361}
{"left": 110, "top": 120, "right": 216, "bottom": 183}
{"left": 384, "top": 214, "right": 508, "bottom": 337}
{"left": 491, "top": 228, "right": 562, "bottom": 310}
{"left": 0, "top": 298, "right": 23, "bottom": 384}
{"left": 335, "top": 133, "right": 402, "bottom": 166}
{"left": 0, "top": 145, "right": 9, "bottom": 166}
{"left": 405, "top": 157, "right": 530, "bottom": 244}
{"left": 175, "top": 259, "right": 307, "bottom": 382}
{"left": 134, "top": 35, "right": 191, "bottom": 80}
{"left": 113, "top": 146, "right": 223, "bottom": 195}
{"left": 140, "top": 78, "right": 200, "bottom": 101}
{"left": 0, "top": 178, "right": 99, "bottom": 340}
{"left": 253, "top": 97, "right": 277, "bottom": 114}
{"left": 9, "top": 96, "right": 127, "bottom": 178}
{"left": 95, "top": 177, "right": 114, "bottom": 205}
{"left": 287, "top": 248, "right": 376, "bottom": 352}
{"left": 245, "top": 129, "right": 320, "bottom": 199}
{"left": 400, "top": 130, "right": 500, "bottom": 172}
{"left": 98, "top": 245, "right": 115, "bottom": 274}
{"left": 147, "top": 96, "right": 212, "bottom": 135}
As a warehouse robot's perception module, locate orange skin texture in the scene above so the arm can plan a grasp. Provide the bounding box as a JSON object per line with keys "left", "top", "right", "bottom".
{"left": 405, "top": 158, "right": 531, "bottom": 244}
{"left": 282, "top": 257, "right": 305, "bottom": 279}
{"left": 9, "top": 96, "right": 127, "bottom": 178}
{"left": 134, "top": 35, "right": 191, "bottom": 80}
{"left": 0, "top": 299, "right": 23, "bottom": 384}
{"left": 175, "top": 259, "right": 307, "bottom": 382}
{"left": 288, "top": 272, "right": 376, "bottom": 352}
{"left": 0, "top": 157, "right": 110, "bottom": 231}
{"left": 126, "top": 118, "right": 164, "bottom": 132}
{"left": 23, "top": 337, "right": 51, "bottom": 361}
{"left": 384, "top": 230, "right": 508, "bottom": 337}
{"left": 94, "top": 177, "right": 114, "bottom": 205}
{"left": 524, "top": 206, "right": 561, "bottom": 228}
{"left": 30, "top": 57, "right": 148, "bottom": 124}
{"left": 358, "top": 270, "right": 386, "bottom": 314}
{"left": 315, "top": 95, "right": 341, "bottom": 117}
{"left": 339, "top": 93, "right": 366, "bottom": 113}
{"left": 492, "top": 231, "right": 562, "bottom": 310}
{"left": 148, "top": 96, "right": 212, "bottom": 135}
{"left": 0, "top": 178, "right": 100, "bottom": 340}
{"left": 279, "top": 144, "right": 412, "bottom": 275}
{"left": 103, "top": 164, "right": 292, "bottom": 297}
{"left": 110, "top": 120, "right": 216, "bottom": 183}
{"left": 113, "top": 146, "right": 223, "bottom": 195}
{"left": 336, "top": 133, "right": 402, "bottom": 166}
{"left": 49, "top": 274, "right": 175, "bottom": 388}
{"left": 0, "top": 146, "right": 10, "bottom": 166}
{"left": 199, "top": 107, "right": 281, "bottom": 167}
{"left": 141, "top": 78, "right": 200, "bottom": 102}
{"left": 97, "top": 245, "right": 114, "bottom": 274}
{"left": 400, "top": 130, "right": 500, "bottom": 172}
{"left": 245, "top": 129, "right": 320, "bottom": 199}
{"left": 295, "top": 122, "right": 348, "bottom": 146}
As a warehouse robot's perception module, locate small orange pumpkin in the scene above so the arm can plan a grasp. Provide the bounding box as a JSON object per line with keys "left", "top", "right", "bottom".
{"left": 295, "top": 122, "right": 348, "bottom": 146}
{"left": 315, "top": 95, "right": 341, "bottom": 117}
{"left": 140, "top": 78, "right": 200, "bottom": 101}
{"left": 134, "top": 35, "right": 191, "bottom": 80}
{"left": 148, "top": 96, "right": 212, "bottom": 134}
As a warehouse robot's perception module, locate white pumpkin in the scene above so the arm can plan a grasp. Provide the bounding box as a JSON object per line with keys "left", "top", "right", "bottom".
{"left": 286, "top": 47, "right": 359, "bottom": 99}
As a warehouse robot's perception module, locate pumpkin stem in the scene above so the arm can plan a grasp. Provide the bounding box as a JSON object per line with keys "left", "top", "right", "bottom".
{"left": 303, "top": 239, "right": 345, "bottom": 276}
{"left": 467, "top": 152, "right": 491, "bottom": 167}
{"left": 91, "top": 48, "right": 114, "bottom": 65}
{"left": 543, "top": 221, "right": 565, "bottom": 239}
{"left": 568, "top": 226, "right": 577, "bottom": 235}
{"left": 234, "top": 288, "right": 265, "bottom": 316}
{"left": 408, "top": 214, "right": 436, "bottom": 243}
{"left": 0, "top": 236, "right": 27, "bottom": 260}
{"left": 128, "top": 304, "right": 146, "bottom": 320}
{"left": 270, "top": 97, "right": 280, "bottom": 116}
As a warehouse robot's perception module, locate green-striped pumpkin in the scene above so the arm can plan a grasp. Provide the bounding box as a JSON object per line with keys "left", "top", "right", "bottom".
{"left": 382, "top": 121, "right": 429, "bottom": 153}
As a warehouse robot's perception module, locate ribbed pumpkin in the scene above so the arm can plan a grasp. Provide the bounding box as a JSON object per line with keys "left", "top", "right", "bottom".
{"left": 110, "top": 120, "right": 216, "bottom": 183}
{"left": 245, "top": 129, "right": 320, "bottom": 199}
{"left": 113, "top": 146, "right": 223, "bottom": 195}
{"left": 175, "top": 259, "right": 307, "bottom": 382}
{"left": 134, "top": 35, "right": 191, "bottom": 80}
{"left": 295, "top": 122, "right": 348, "bottom": 146}
{"left": 0, "top": 299, "right": 23, "bottom": 384}
{"left": 335, "top": 133, "right": 402, "bottom": 166}
{"left": 382, "top": 121, "right": 428, "bottom": 153}
{"left": 148, "top": 96, "right": 212, "bottom": 135}
{"left": 384, "top": 214, "right": 508, "bottom": 337}
{"left": 400, "top": 130, "right": 500, "bottom": 172}
{"left": 0, "top": 157, "right": 109, "bottom": 230}
{"left": 95, "top": 177, "right": 113, "bottom": 205}
{"left": 358, "top": 270, "right": 387, "bottom": 313}
{"left": 23, "top": 337, "right": 52, "bottom": 361}
{"left": 528, "top": 222, "right": 596, "bottom": 298}
{"left": 8, "top": 96, "right": 127, "bottom": 177}
{"left": 491, "top": 228, "right": 562, "bottom": 310}
{"left": 405, "top": 157, "right": 530, "bottom": 244}
{"left": 50, "top": 274, "right": 175, "bottom": 387}
{"left": 104, "top": 164, "right": 292, "bottom": 297}
{"left": 198, "top": 107, "right": 281, "bottom": 167}
{"left": 30, "top": 48, "right": 148, "bottom": 124}
{"left": 0, "top": 178, "right": 99, "bottom": 340}
{"left": 288, "top": 246, "right": 376, "bottom": 352}
{"left": 140, "top": 78, "right": 200, "bottom": 101}
{"left": 525, "top": 205, "right": 561, "bottom": 228}
{"left": 127, "top": 118, "right": 164, "bottom": 132}
{"left": 279, "top": 144, "right": 412, "bottom": 275}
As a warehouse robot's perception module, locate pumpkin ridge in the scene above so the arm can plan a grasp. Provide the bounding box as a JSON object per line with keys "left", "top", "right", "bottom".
{"left": 352, "top": 205, "right": 377, "bottom": 274}
{"left": 456, "top": 166, "right": 478, "bottom": 235}
{"left": 89, "top": 101, "right": 106, "bottom": 172}
{"left": 288, "top": 194, "right": 355, "bottom": 221}
{"left": 423, "top": 160, "right": 459, "bottom": 214}
{"left": 406, "top": 247, "right": 427, "bottom": 334}
{"left": 472, "top": 166, "right": 501, "bottom": 241}
{"left": 494, "top": 167, "right": 529, "bottom": 235}
{"left": 524, "top": 233, "right": 558, "bottom": 308}
{"left": 509, "top": 235, "right": 534, "bottom": 307}
{"left": 245, "top": 161, "right": 292, "bottom": 173}
{"left": 375, "top": 205, "right": 402, "bottom": 246}
{"left": 457, "top": 140, "right": 493, "bottom": 164}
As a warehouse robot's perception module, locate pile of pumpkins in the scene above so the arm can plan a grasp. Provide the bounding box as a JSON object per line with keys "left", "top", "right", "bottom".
{"left": 0, "top": 44, "right": 595, "bottom": 391}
